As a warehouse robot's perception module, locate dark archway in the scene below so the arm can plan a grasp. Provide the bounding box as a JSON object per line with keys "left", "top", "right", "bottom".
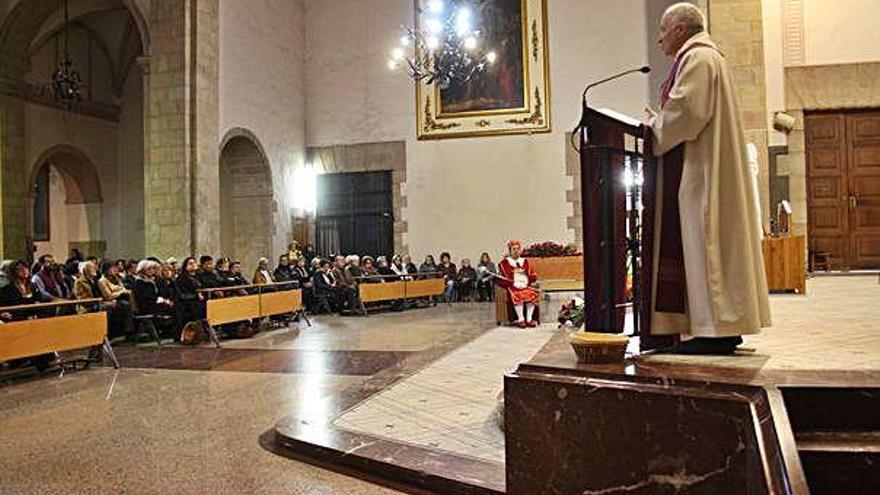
{"left": 219, "top": 130, "right": 274, "bottom": 274}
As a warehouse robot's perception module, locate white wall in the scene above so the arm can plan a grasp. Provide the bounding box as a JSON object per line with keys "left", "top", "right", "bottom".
{"left": 762, "top": 0, "right": 880, "bottom": 146}
{"left": 304, "top": 0, "right": 651, "bottom": 261}
{"left": 219, "top": 0, "right": 307, "bottom": 262}
{"left": 761, "top": 0, "right": 786, "bottom": 146}
{"left": 33, "top": 167, "right": 95, "bottom": 259}
{"left": 803, "top": 0, "right": 880, "bottom": 66}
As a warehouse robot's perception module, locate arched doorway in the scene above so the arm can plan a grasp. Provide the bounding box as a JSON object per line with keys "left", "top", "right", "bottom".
{"left": 29, "top": 146, "right": 104, "bottom": 260}
{"left": 220, "top": 132, "right": 274, "bottom": 275}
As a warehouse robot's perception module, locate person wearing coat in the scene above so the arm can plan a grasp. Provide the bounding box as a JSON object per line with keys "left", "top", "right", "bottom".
{"left": 646, "top": 3, "right": 770, "bottom": 354}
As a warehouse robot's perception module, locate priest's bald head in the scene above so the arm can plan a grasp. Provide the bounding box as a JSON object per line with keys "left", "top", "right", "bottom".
{"left": 658, "top": 3, "right": 706, "bottom": 56}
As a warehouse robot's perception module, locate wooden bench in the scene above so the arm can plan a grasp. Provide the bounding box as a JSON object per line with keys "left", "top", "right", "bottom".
{"left": 202, "top": 284, "right": 305, "bottom": 346}
{"left": 0, "top": 298, "right": 118, "bottom": 369}
{"left": 355, "top": 275, "right": 446, "bottom": 314}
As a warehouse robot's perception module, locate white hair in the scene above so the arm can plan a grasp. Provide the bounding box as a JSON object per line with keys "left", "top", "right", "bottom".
{"left": 346, "top": 255, "right": 360, "bottom": 263}
{"left": 136, "top": 259, "right": 159, "bottom": 275}
{"left": 663, "top": 2, "right": 706, "bottom": 34}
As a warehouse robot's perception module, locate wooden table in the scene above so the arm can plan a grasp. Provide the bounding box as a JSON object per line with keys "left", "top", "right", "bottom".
{"left": 762, "top": 234, "right": 806, "bottom": 294}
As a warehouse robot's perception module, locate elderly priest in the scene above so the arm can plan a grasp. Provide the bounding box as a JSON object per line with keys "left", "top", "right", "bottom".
{"left": 645, "top": 3, "right": 771, "bottom": 355}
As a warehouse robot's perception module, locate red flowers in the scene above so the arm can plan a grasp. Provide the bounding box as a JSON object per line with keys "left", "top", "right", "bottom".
{"left": 520, "top": 241, "right": 581, "bottom": 258}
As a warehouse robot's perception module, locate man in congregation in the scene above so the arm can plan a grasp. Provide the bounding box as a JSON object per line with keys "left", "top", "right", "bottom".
{"left": 645, "top": 3, "right": 771, "bottom": 354}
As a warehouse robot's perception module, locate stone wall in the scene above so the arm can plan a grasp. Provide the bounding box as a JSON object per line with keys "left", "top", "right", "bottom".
{"left": 219, "top": 0, "right": 307, "bottom": 261}
{"left": 306, "top": 141, "right": 407, "bottom": 255}
{"left": 708, "top": 0, "right": 771, "bottom": 227}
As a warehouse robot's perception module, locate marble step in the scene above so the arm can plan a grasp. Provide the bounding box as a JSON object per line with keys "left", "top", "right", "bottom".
{"left": 795, "top": 431, "right": 880, "bottom": 453}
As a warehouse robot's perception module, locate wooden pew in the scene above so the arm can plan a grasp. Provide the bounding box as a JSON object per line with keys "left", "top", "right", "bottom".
{"left": 0, "top": 299, "right": 118, "bottom": 368}
{"left": 260, "top": 289, "right": 303, "bottom": 317}
{"left": 359, "top": 281, "right": 406, "bottom": 303}
{"left": 201, "top": 284, "right": 307, "bottom": 345}
{"left": 405, "top": 278, "right": 446, "bottom": 299}
{"left": 354, "top": 275, "right": 446, "bottom": 314}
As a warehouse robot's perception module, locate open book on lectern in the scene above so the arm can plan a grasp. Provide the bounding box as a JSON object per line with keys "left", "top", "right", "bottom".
{"left": 595, "top": 107, "right": 642, "bottom": 129}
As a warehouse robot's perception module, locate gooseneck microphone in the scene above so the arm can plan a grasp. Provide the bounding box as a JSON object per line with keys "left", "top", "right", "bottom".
{"left": 572, "top": 65, "right": 651, "bottom": 152}
{"left": 581, "top": 65, "right": 651, "bottom": 104}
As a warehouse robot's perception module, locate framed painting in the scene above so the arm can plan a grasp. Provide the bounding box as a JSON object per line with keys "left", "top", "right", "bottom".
{"left": 415, "top": 0, "right": 551, "bottom": 140}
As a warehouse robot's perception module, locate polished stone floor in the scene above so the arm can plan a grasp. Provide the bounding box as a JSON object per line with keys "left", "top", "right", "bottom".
{"left": 1, "top": 277, "right": 877, "bottom": 494}
{"left": 0, "top": 304, "right": 497, "bottom": 495}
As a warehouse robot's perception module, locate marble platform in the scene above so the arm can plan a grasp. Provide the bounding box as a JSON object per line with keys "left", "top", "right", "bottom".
{"left": 274, "top": 277, "right": 880, "bottom": 495}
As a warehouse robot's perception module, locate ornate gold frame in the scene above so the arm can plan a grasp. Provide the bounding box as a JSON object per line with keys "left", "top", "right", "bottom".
{"left": 415, "top": 0, "right": 551, "bottom": 140}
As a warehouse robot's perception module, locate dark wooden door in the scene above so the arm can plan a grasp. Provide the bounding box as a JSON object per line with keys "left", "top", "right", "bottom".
{"left": 847, "top": 112, "right": 880, "bottom": 268}
{"left": 806, "top": 110, "right": 880, "bottom": 269}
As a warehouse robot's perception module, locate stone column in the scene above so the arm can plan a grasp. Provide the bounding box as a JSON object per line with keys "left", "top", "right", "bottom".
{"left": 144, "top": 0, "right": 219, "bottom": 258}
{"left": 0, "top": 96, "right": 27, "bottom": 259}
{"left": 190, "top": 0, "right": 220, "bottom": 256}
{"left": 708, "top": 0, "right": 771, "bottom": 227}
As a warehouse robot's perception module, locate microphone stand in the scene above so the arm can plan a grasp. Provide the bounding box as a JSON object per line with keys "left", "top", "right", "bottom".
{"left": 572, "top": 66, "right": 651, "bottom": 152}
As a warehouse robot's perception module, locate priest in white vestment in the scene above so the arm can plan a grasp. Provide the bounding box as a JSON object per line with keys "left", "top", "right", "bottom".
{"left": 645, "top": 3, "right": 771, "bottom": 354}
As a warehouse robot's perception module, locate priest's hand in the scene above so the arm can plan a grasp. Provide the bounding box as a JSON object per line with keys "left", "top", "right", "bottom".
{"left": 644, "top": 105, "right": 657, "bottom": 125}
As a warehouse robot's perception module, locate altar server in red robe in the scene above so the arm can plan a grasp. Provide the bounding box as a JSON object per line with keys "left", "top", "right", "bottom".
{"left": 497, "top": 240, "right": 540, "bottom": 328}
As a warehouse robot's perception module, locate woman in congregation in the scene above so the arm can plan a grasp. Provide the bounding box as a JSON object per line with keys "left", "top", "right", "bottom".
{"left": 403, "top": 255, "right": 418, "bottom": 277}
{"left": 360, "top": 256, "right": 381, "bottom": 283}
{"left": 0, "top": 261, "right": 57, "bottom": 370}
{"left": 437, "top": 252, "right": 457, "bottom": 301}
{"left": 456, "top": 259, "right": 477, "bottom": 302}
{"left": 156, "top": 263, "right": 180, "bottom": 303}
{"left": 476, "top": 252, "right": 497, "bottom": 302}
{"left": 74, "top": 261, "right": 102, "bottom": 302}
{"left": 419, "top": 254, "right": 438, "bottom": 279}
{"left": 176, "top": 257, "right": 205, "bottom": 326}
{"left": 133, "top": 260, "right": 174, "bottom": 316}
{"left": 253, "top": 257, "right": 274, "bottom": 285}
{"left": 292, "top": 257, "right": 313, "bottom": 310}
{"left": 390, "top": 255, "right": 411, "bottom": 280}
{"left": 97, "top": 261, "right": 132, "bottom": 338}
{"left": 273, "top": 254, "right": 295, "bottom": 288}
{"left": 1, "top": 261, "right": 53, "bottom": 315}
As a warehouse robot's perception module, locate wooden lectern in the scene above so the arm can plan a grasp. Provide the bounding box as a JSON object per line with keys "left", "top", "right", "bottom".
{"left": 578, "top": 105, "right": 680, "bottom": 350}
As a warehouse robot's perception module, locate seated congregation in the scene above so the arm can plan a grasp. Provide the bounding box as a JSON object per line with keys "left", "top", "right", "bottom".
{"left": 0, "top": 247, "right": 504, "bottom": 372}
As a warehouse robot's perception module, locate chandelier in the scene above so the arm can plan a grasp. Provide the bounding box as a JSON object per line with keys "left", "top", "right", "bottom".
{"left": 51, "top": 0, "right": 83, "bottom": 104}
{"left": 388, "top": 0, "right": 496, "bottom": 90}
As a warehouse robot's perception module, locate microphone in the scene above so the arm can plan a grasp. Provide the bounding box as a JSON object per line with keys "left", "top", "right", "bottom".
{"left": 582, "top": 65, "right": 651, "bottom": 104}
{"left": 571, "top": 66, "right": 651, "bottom": 152}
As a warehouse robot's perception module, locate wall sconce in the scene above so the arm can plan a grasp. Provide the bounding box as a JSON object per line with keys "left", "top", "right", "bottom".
{"left": 773, "top": 111, "right": 797, "bottom": 133}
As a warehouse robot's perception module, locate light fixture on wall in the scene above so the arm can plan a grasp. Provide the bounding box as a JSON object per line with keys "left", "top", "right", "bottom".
{"left": 293, "top": 165, "right": 318, "bottom": 213}
{"left": 387, "top": 0, "right": 496, "bottom": 90}
{"left": 51, "top": 0, "right": 83, "bottom": 104}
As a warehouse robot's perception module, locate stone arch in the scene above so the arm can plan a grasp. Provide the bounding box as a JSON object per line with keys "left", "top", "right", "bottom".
{"left": 0, "top": 0, "right": 150, "bottom": 77}
{"left": 219, "top": 129, "right": 274, "bottom": 274}
{"left": 29, "top": 145, "right": 104, "bottom": 258}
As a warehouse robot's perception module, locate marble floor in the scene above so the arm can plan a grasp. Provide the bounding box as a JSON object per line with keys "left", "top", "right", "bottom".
{"left": 0, "top": 304, "right": 497, "bottom": 495}
{"left": 1, "top": 277, "right": 877, "bottom": 494}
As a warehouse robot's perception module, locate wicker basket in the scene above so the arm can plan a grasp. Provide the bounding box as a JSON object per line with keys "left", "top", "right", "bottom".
{"left": 569, "top": 332, "right": 629, "bottom": 364}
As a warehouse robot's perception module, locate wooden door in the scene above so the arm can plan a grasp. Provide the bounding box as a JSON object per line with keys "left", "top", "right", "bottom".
{"left": 847, "top": 112, "right": 880, "bottom": 268}
{"left": 806, "top": 110, "right": 880, "bottom": 269}
{"left": 806, "top": 113, "right": 849, "bottom": 268}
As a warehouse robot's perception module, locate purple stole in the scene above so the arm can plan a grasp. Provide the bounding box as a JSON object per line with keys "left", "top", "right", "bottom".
{"left": 654, "top": 42, "right": 717, "bottom": 314}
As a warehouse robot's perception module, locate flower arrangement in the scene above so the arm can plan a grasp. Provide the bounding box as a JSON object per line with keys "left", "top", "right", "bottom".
{"left": 521, "top": 241, "right": 581, "bottom": 258}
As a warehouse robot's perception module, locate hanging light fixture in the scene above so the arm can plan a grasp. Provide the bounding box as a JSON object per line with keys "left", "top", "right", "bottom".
{"left": 388, "top": 0, "right": 496, "bottom": 90}
{"left": 51, "top": 0, "right": 83, "bottom": 104}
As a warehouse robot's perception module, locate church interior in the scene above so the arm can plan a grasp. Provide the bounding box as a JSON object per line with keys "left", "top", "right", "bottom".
{"left": 0, "top": 0, "right": 878, "bottom": 494}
